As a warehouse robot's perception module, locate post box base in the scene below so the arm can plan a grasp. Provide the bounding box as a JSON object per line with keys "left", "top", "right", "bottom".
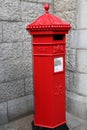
{"left": 31, "top": 121, "right": 69, "bottom": 130}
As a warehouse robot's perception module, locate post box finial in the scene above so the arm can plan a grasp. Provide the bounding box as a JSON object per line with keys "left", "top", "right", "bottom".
{"left": 44, "top": 2, "right": 50, "bottom": 13}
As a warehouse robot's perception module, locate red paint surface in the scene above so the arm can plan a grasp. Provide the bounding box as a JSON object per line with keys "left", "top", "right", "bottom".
{"left": 26, "top": 2, "right": 71, "bottom": 128}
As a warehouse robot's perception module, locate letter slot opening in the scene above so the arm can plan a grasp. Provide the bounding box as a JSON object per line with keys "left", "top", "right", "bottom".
{"left": 53, "top": 35, "right": 64, "bottom": 40}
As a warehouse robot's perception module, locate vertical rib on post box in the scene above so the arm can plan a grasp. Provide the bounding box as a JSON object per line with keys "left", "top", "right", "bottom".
{"left": 26, "top": 2, "right": 71, "bottom": 129}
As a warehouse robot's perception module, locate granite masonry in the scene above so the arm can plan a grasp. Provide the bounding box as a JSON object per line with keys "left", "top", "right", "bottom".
{"left": 0, "top": 0, "right": 53, "bottom": 124}
{"left": 0, "top": 0, "right": 87, "bottom": 125}
{"left": 54, "top": 0, "right": 87, "bottom": 121}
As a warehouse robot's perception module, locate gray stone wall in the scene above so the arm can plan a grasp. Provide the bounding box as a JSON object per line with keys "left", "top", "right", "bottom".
{"left": 53, "top": 0, "right": 78, "bottom": 89}
{"left": 54, "top": 0, "right": 87, "bottom": 121}
{"left": 0, "top": 0, "right": 53, "bottom": 124}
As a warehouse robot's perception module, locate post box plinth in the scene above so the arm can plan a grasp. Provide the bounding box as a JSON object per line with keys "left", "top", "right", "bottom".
{"left": 32, "top": 121, "right": 69, "bottom": 130}
{"left": 26, "top": 2, "right": 71, "bottom": 130}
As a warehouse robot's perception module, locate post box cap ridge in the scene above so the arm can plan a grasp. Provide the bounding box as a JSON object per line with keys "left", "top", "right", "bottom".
{"left": 26, "top": 3, "right": 71, "bottom": 31}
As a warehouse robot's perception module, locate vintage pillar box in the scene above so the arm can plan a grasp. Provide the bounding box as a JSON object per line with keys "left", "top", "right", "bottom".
{"left": 26, "top": 3, "right": 71, "bottom": 130}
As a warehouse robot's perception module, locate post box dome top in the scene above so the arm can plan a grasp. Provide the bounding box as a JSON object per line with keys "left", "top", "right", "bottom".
{"left": 26, "top": 3, "right": 71, "bottom": 31}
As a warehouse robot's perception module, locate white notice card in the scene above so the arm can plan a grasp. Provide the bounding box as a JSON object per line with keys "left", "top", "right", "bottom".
{"left": 54, "top": 57, "right": 63, "bottom": 72}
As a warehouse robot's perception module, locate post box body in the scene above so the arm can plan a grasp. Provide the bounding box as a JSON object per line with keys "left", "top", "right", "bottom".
{"left": 26, "top": 3, "right": 71, "bottom": 129}
{"left": 33, "top": 34, "right": 66, "bottom": 128}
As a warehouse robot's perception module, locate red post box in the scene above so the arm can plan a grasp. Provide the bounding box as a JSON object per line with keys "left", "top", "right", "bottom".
{"left": 26, "top": 3, "right": 71, "bottom": 130}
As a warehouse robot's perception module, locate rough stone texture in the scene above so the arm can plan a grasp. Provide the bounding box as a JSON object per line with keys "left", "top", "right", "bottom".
{"left": 54, "top": 0, "right": 87, "bottom": 121}
{"left": 8, "top": 94, "right": 34, "bottom": 121}
{"left": 22, "top": 41, "right": 32, "bottom": 60}
{"left": 21, "top": 1, "right": 53, "bottom": 22}
{"left": 27, "top": 94, "right": 34, "bottom": 113}
{"left": 21, "top": 0, "right": 52, "bottom": 2}
{"left": 25, "top": 77, "right": 33, "bottom": 95}
{"left": 0, "top": 42, "right": 23, "bottom": 61}
{"left": 77, "top": 0, "right": 87, "bottom": 29}
{"left": 70, "top": 30, "right": 87, "bottom": 49}
{"left": 55, "top": 11, "right": 77, "bottom": 29}
{"left": 66, "top": 48, "right": 76, "bottom": 72}
{"left": 67, "top": 91, "right": 87, "bottom": 120}
{"left": 0, "top": 0, "right": 21, "bottom": 21}
{"left": 38, "top": 0, "right": 52, "bottom": 3}
{"left": 66, "top": 71, "right": 70, "bottom": 91}
{"left": 69, "top": 72, "right": 77, "bottom": 92}
{"left": 0, "top": 0, "right": 87, "bottom": 125}
{"left": 77, "top": 50, "right": 87, "bottom": 73}
{"left": 21, "top": 2, "right": 38, "bottom": 22}
{"left": 0, "top": 61, "right": 5, "bottom": 82}
{"left": 54, "top": 0, "right": 78, "bottom": 29}
{"left": 54, "top": 0, "right": 77, "bottom": 12}
{"left": 2, "top": 57, "right": 32, "bottom": 82}
{"left": 3, "top": 58, "right": 23, "bottom": 81}
{"left": 0, "top": 102, "right": 8, "bottom": 125}
{"left": 3, "top": 22, "right": 29, "bottom": 43}
{"left": 0, "top": 22, "right": 2, "bottom": 43}
{"left": 0, "top": 0, "right": 53, "bottom": 124}
{"left": 0, "top": 80, "right": 24, "bottom": 102}
{"left": 69, "top": 73, "right": 87, "bottom": 96}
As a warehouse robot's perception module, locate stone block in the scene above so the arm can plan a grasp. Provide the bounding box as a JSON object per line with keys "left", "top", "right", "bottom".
{"left": 38, "top": 0, "right": 52, "bottom": 3}
{"left": 66, "top": 112, "right": 84, "bottom": 129}
{"left": 22, "top": 42, "right": 33, "bottom": 77}
{"left": 25, "top": 77, "right": 33, "bottom": 95}
{"left": 20, "top": 0, "right": 52, "bottom": 2}
{"left": 0, "top": 61, "right": 5, "bottom": 82}
{"left": 77, "top": 0, "right": 87, "bottom": 29}
{"left": 0, "top": 102, "right": 8, "bottom": 125}
{"left": 0, "top": 0, "right": 21, "bottom": 21}
{"left": 66, "top": 71, "right": 70, "bottom": 91}
{"left": 66, "top": 93, "right": 71, "bottom": 113}
{"left": 54, "top": 0, "right": 77, "bottom": 12}
{"left": 21, "top": 2, "right": 38, "bottom": 22}
{"left": 22, "top": 41, "right": 32, "bottom": 59}
{"left": 76, "top": 73, "right": 87, "bottom": 96}
{"left": 55, "top": 11, "right": 76, "bottom": 29}
{"left": 0, "top": 22, "right": 2, "bottom": 43}
{"left": 77, "top": 49, "right": 87, "bottom": 73}
{"left": 8, "top": 94, "right": 34, "bottom": 121}
{"left": 54, "top": 0, "right": 69, "bottom": 12}
{"left": 69, "top": 72, "right": 77, "bottom": 92}
{"left": 20, "top": 0, "right": 37, "bottom": 2}
{"left": 26, "top": 94, "right": 34, "bottom": 113}
{"left": 21, "top": 1, "right": 53, "bottom": 22}
{"left": 3, "top": 56, "right": 32, "bottom": 81}
{"left": 70, "top": 73, "right": 87, "bottom": 96}
{"left": 1, "top": 43, "right": 32, "bottom": 82}
{"left": 56, "top": 1, "right": 78, "bottom": 30}
{"left": 66, "top": 48, "right": 76, "bottom": 72}
{"left": 0, "top": 42, "right": 22, "bottom": 61}
{"left": 77, "top": 30, "right": 87, "bottom": 49}
{"left": 69, "top": 0, "right": 78, "bottom": 11}
{"left": 67, "top": 91, "right": 87, "bottom": 120}
{"left": 62, "top": 11, "right": 77, "bottom": 29}
{"left": 37, "top": 3, "right": 46, "bottom": 15}
{"left": 70, "top": 30, "right": 87, "bottom": 49}
{"left": 66, "top": 32, "right": 71, "bottom": 47}
{"left": 22, "top": 56, "right": 33, "bottom": 77}
{"left": 3, "top": 58, "right": 23, "bottom": 81}
{"left": 3, "top": 22, "right": 30, "bottom": 43}
{"left": 70, "top": 30, "right": 79, "bottom": 48}
{"left": 0, "top": 80, "right": 24, "bottom": 102}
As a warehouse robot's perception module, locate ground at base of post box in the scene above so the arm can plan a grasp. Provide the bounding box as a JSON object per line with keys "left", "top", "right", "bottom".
{"left": 0, "top": 113, "right": 87, "bottom": 130}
